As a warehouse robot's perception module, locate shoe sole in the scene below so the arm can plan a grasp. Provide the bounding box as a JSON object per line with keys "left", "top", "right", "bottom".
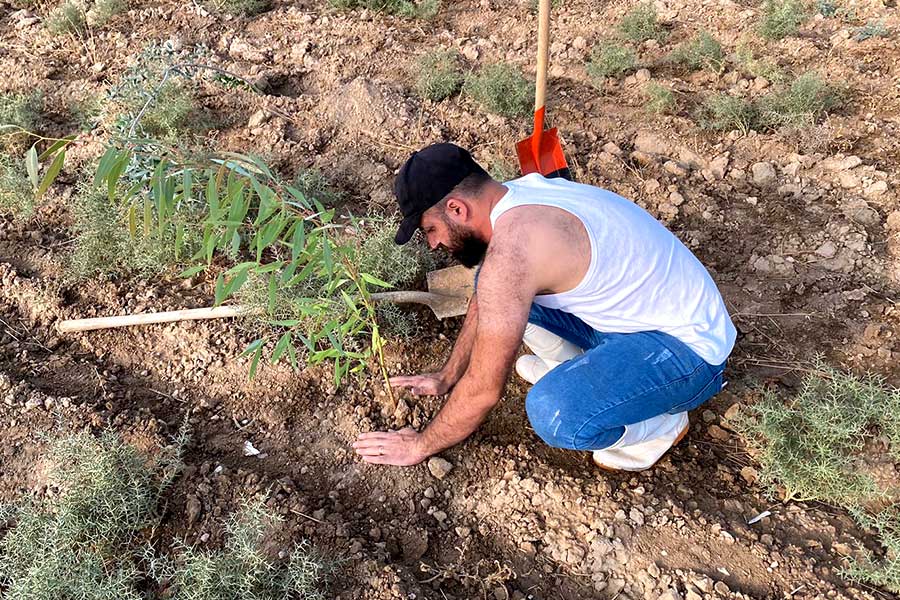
{"left": 592, "top": 422, "right": 690, "bottom": 472}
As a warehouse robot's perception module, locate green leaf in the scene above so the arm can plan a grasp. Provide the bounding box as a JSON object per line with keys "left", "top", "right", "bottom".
{"left": 248, "top": 345, "right": 263, "bottom": 379}
{"left": 107, "top": 151, "right": 130, "bottom": 202}
{"left": 290, "top": 222, "right": 306, "bottom": 262}
{"left": 35, "top": 150, "right": 65, "bottom": 199}
{"left": 214, "top": 273, "right": 226, "bottom": 306}
{"left": 267, "top": 274, "right": 277, "bottom": 313}
{"left": 37, "top": 136, "right": 75, "bottom": 161}
{"left": 225, "top": 261, "right": 259, "bottom": 276}
{"left": 241, "top": 337, "right": 266, "bottom": 357}
{"left": 287, "top": 342, "right": 298, "bottom": 370}
{"left": 25, "top": 145, "right": 39, "bottom": 189}
{"left": 266, "top": 319, "right": 302, "bottom": 327}
{"left": 179, "top": 265, "right": 206, "bottom": 278}
{"left": 93, "top": 146, "right": 119, "bottom": 188}
{"left": 360, "top": 273, "right": 392, "bottom": 289}
{"left": 270, "top": 332, "right": 292, "bottom": 363}
{"left": 322, "top": 237, "right": 333, "bottom": 276}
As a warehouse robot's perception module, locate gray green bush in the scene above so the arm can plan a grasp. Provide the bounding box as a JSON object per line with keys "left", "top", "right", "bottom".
{"left": 853, "top": 20, "right": 890, "bottom": 42}
{"left": 0, "top": 155, "right": 33, "bottom": 218}
{"left": 644, "top": 82, "right": 676, "bottom": 114}
{"left": 329, "top": 0, "right": 440, "bottom": 19}
{"left": 47, "top": 1, "right": 87, "bottom": 34}
{"left": 697, "top": 94, "right": 757, "bottom": 133}
{"left": 755, "top": 71, "right": 844, "bottom": 130}
{"left": 293, "top": 168, "right": 344, "bottom": 208}
{"left": 463, "top": 64, "right": 532, "bottom": 118}
{"left": 208, "top": 0, "right": 271, "bottom": 16}
{"left": 415, "top": 50, "right": 465, "bottom": 101}
{"left": 618, "top": 2, "right": 664, "bottom": 43}
{"left": 670, "top": 31, "right": 725, "bottom": 72}
{"left": 0, "top": 91, "right": 41, "bottom": 153}
{"left": 759, "top": 0, "right": 807, "bottom": 40}
{"left": 586, "top": 42, "right": 636, "bottom": 82}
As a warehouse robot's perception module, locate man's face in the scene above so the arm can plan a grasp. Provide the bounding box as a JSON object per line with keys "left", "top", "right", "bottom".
{"left": 419, "top": 207, "right": 488, "bottom": 268}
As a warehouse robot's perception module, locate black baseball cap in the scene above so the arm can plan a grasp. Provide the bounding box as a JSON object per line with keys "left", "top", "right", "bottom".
{"left": 393, "top": 143, "right": 489, "bottom": 245}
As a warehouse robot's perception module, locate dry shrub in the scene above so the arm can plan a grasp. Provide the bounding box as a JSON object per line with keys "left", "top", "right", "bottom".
{"left": 759, "top": 0, "right": 807, "bottom": 40}
{"left": 670, "top": 31, "right": 725, "bottom": 72}
{"left": 415, "top": 50, "right": 465, "bottom": 102}
{"left": 618, "top": 2, "right": 664, "bottom": 42}
{"left": 463, "top": 64, "right": 532, "bottom": 118}
{"left": 644, "top": 82, "right": 676, "bottom": 114}
{"left": 586, "top": 42, "right": 636, "bottom": 82}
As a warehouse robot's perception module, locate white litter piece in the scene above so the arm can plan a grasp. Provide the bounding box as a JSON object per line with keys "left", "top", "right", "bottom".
{"left": 242, "top": 440, "right": 261, "bottom": 456}
{"left": 747, "top": 510, "right": 772, "bottom": 525}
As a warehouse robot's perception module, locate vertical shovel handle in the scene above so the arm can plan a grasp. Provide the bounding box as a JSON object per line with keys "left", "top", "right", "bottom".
{"left": 534, "top": 0, "right": 551, "bottom": 113}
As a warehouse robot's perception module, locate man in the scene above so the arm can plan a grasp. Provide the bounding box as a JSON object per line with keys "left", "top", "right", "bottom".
{"left": 352, "top": 143, "right": 736, "bottom": 471}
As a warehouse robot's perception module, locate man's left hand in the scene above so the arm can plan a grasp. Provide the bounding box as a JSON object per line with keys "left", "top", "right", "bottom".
{"left": 352, "top": 428, "right": 429, "bottom": 466}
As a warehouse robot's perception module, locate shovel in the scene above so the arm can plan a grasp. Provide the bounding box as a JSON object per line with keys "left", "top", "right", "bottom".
{"left": 56, "top": 266, "right": 476, "bottom": 333}
{"left": 515, "top": 0, "right": 572, "bottom": 180}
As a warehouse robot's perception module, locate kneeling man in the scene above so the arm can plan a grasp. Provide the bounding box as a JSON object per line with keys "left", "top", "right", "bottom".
{"left": 353, "top": 143, "right": 736, "bottom": 471}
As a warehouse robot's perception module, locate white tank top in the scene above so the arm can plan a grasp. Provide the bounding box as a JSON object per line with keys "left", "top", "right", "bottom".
{"left": 490, "top": 174, "right": 736, "bottom": 365}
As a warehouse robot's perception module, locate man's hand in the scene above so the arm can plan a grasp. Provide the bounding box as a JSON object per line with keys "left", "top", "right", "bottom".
{"left": 389, "top": 373, "right": 450, "bottom": 396}
{"left": 352, "top": 428, "right": 430, "bottom": 466}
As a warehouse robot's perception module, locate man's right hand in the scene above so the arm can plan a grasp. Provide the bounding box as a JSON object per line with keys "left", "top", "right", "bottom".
{"left": 389, "top": 373, "right": 451, "bottom": 396}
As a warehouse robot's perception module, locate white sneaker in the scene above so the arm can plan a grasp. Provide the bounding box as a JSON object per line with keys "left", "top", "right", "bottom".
{"left": 522, "top": 323, "right": 584, "bottom": 364}
{"left": 515, "top": 355, "right": 559, "bottom": 385}
{"left": 592, "top": 412, "right": 690, "bottom": 472}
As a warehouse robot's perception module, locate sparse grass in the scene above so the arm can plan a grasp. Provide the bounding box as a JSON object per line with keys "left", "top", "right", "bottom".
{"left": 0, "top": 432, "right": 180, "bottom": 600}
{"left": 376, "top": 301, "right": 419, "bottom": 340}
{"left": 853, "top": 20, "right": 890, "bottom": 42}
{"left": 148, "top": 499, "right": 330, "bottom": 600}
{"left": 670, "top": 31, "right": 725, "bottom": 72}
{"left": 759, "top": 0, "right": 807, "bottom": 40}
{"left": 486, "top": 157, "right": 520, "bottom": 182}
{"left": 463, "top": 63, "right": 532, "bottom": 118}
{"left": 734, "top": 44, "right": 787, "bottom": 83}
{"left": 356, "top": 219, "right": 434, "bottom": 289}
{"left": 137, "top": 82, "right": 197, "bottom": 141}
{"left": 755, "top": 71, "right": 844, "bottom": 130}
{"left": 697, "top": 94, "right": 757, "bottom": 133}
{"left": 47, "top": 1, "right": 88, "bottom": 34}
{"left": 206, "top": 0, "right": 271, "bottom": 16}
{"left": 86, "top": 0, "right": 127, "bottom": 26}
{"left": 816, "top": 0, "right": 838, "bottom": 17}
{"left": 644, "top": 82, "right": 676, "bottom": 114}
{"left": 69, "top": 188, "right": 201, "bottom": 280}
{"left": 329, "top": 0, "right": 440, "bottom": 19}
{"left": 414, "top": 50, "right": 465, "bottom": 102}
{"left": 618, "top": 2, "right": 664, "bottom": 43}
{"left": 844, "top": 507, "right": 900, "bottom": 593}
{"left": 586, "top": 42, "right": 636, "bottom": 82}
{"left": 737, "top": 360, "right": 900, "bottom": 504}
{"left": 0, "top": 155, "right": 34, "bottom": 219}
{"left": 293, "top": 168, "right": 344, "bottom": 208}
{"left": 0, "top": 91, "right": 41, "bottom": 152}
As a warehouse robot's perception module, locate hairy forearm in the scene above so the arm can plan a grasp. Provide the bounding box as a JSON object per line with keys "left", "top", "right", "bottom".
{"left": 420, "top": 371, "right": 501, "bottom": 455}
{"left": 439, "top": 294, "right": 478, "bottom": 386}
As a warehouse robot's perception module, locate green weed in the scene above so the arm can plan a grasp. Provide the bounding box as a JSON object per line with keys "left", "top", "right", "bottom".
{"left": 759, "top": 0, "right": 807, "bottom": 40}
{"left": 853, "top": 20, "right": 890, "bottom": 42}
{"left": 293, "top": 168, "right": 344, "bottom": 208}
{"left": 329, "top": 0, "right": 440, "bottom": 19}
{"left": 87, "top": 0, "right": 127, "bottom": 26}
{"left": 47, "top": 1, "right": 87, "bottom": 34}
{"left": 463, "top": 64, "right": 532, "bottom": 118}
{"left": 670, "top": 31, "right": 725, "bottom": 72}
{"left": 415, "top": 50, "right": 465, "bottom": 102}
{"left": 586, "top": 42, "right": 636, "bottom": 81}
{"left": 149, "top": 499, "right": 330, "bottom": 600}
{"left": 0, "top": 91, "right": 41, "bottom": 152}
{"left": 816, "top": 0, "right": 838, "bottom": 17}
{"left": 205, "top": 0, "right": 271, "bottom": 16}
{"left": 844, "top": 507, "right": 900, "bottom": 593}
{"left": 0, "top": 155, "right": 34, "bottom": 218}
{"left": 697, "top": 94, "right": 757, "bottom": 133}
{"left": 136, "top": 83, "right": 198, "bottom": 142}
{"left": 734, "top": 44, "right": 787, "bottom": 83}
{"left": 618, "top": 2, "right": 664, "bottom": 43}
{"left": 376, "top": 301, "right": 419, "bottom": 340}
{"left": 737, "top": 360, "right": 900, "bottom": 504}
{"left": 644, "top": 82, "right": 676, "bottom": 114}
{"left": 756, "top": 71, "right": 844, "bottom": 130}
{"left": 356, "top": 219, "right": 434, "bottom": 289}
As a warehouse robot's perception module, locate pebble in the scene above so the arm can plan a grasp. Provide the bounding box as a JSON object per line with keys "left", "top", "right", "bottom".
{"left": 750, "top": 162, "right": 777, "bottom": 187}
{"left": 427, "top": 457, "right": 454, "bottom": 480}
{"left": 707, "top": 425, "right": 730, "bottom": 441}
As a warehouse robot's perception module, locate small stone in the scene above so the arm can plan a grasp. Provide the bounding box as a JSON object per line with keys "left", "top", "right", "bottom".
{"left": 723, "top": 404, "right": 741, "bottom": 421}
{"left": 647, "top": 563, "right": 661, "bottom": 578}
{"left": 838, "top": 171, "right": 860, "bottom": 189}
{"left": 432, "top": 510, "right": 448, "bottom": 523}
{"left": 247, "top": 110, "right": 269, "bottom": 128}
{"left": 424, "top": 486, "right": 436, "bottom": 499}
{"left": 740, "top": 466, "right": 758, "bottom": 485}
{"left": 669, "top": 191, "right": 685, "bottom": 206}
{"left": 702, "top": 409, "right": 717, "bottom": 423}
{"left": 709, "top": 155, "right": 729, "bottom": 179}
{"left": 707, "top": 425, "right": 730, "bottom": 441}
{"left": 573, "top": 36, "right": 587, "bottom": 49}
{"left": 751, "top": 161, "right": 777, "bottom": 187}
{"left": 186, "top": 495, "right": 202, "bottom": 525}
{"left": 663, "top": 161, "right": 688, "bottom": 177}
{"left": 635, "top": 68, "right": 651, "bottom": 82}
{"left": 865, "top": 180, "right": 888, "bottom": 196}
{"left": 633, "top": 131, "right": 669, "bottom": 155}
{"left": 714, "top": 581, "right": 730, "bottom": 595}
{"left": 658, "top": 589, "right": 682, "bottom": 600}
{"left": 461, "top": 45, "right": 479, "bottom": 61}
{"left": 427, "top": 457, "right": 454, "bottom": 480}
{"left": 493, "top": 587, "right": 506, "bottom": 600}
{"left": 814, "top": 240, "right": 838, "bottom": 259}
{"left": 629, "top": 507, "right": 645, "bottom": 526}
{"left": 602, "top": 141, "right": 623, "bottom": 156}
{"left": 455, "top": 526, "right": 471, "bottom": 537}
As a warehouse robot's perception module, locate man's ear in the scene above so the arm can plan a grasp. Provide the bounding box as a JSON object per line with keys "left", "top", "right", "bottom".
{"left": 444, "top": 198, "right": 470, "bottom": 223}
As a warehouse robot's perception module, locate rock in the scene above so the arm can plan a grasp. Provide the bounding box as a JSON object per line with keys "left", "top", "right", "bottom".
{"left": 865, "top": 180, "right": 888, "bottom": 196}
{"left": 461, "top": 45, "right": 479, "bottom": 61}
{"left": 229, "top": 38, "right": 268, "bottom": 62}
{"left": 814, "top": 240, "right": 838, "bottom": 259}
{"left": 635, "top": 68, "right": 651, "bottom": 82}
{"left": 658, "top": 589, "right": 682, "bottom": 600}
{"left": 630, "top": 150, "right": 657, "bottom": 166}
{"left": 702, "top": 409, "right": 717, "bottom": 423}
{"left": 602, "top": 142, "right": 623, "bottom": 156}
{"left": 678, "top": 147, "right": 705, "bottom": 170}
{"left": 822, "top": 155, "right": 862, "bottom": 171}
{"left": 633, "top": 131, "right": 670, "bottom": 156}
{"left": 750, "top": 162, "right": 777, "bottom": 187}
{"left": 838, "top": 171, "right": 860, "bottom": 189}
{"left": 709, "top": 155, "right": 729, "bottom": 179}
{"left": 455, "top": 526, "right": 471, "bottom": 537}
{"left": 707, "top": 425, "right": 730, "bottom": 441}
{"left": 432, "top": 510, "right": 448, "bottom": 523}
{"left": 714, "top": 581, "right": 731, "bottom": 595}
{"left": 186, "top": 495, "right": 202, "bottom": 525}
{"left": 629, "top": 507, "right": 645, "bottom": 526}
{"left": 740, "top": 466, "right": 758, "bottom": 484}
{"left": 724, "top": 403, "right": 741, "bottom": 421}
{"left": 669, "top": 191, "right": 686, "bottom": 206}
{"left": 427, "top": 457, "right": 454, "bottom": 480}
{"left": 663, "top": 161, "right": 688, "bottom": 177}
{"left": 573, "top": 36, "right": 587, "bottom": 49}
{"left": 843, "top": 198, "right": 881, "bottom": 227}
{"left": 24, "top": 395, "right": 42, "bottom": 410}
{"left": 493, "top": 587, "right": 507, "bottom": 600}
{"left": 247, "top": 110, "right": 269, "bottom": 128}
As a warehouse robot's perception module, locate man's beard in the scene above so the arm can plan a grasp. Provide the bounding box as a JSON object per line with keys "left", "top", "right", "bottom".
{"left": 444, "top": 220, "right": 488, "bottom": 268}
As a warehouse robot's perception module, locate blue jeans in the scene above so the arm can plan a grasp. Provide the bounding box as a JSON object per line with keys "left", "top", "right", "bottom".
{"left": 524, "top": 303, "right": 727, "bottom": 450}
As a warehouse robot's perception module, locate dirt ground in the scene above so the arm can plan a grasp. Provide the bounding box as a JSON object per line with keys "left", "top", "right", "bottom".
{"left": 1, "top": 0, "right": 899, "bottom": 598}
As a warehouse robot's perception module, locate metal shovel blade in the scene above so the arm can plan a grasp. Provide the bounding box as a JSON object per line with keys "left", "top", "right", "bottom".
{"left": 370, "top": 265, "right": 475, "bottom": 319}
{"left": 516, "top": 125, "right": 571, "bottom": 180}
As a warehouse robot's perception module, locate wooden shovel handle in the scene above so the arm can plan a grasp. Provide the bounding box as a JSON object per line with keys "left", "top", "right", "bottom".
{"left": 57, "top": 305, "right": 258, "bottom": 333}
{"left": 370, "top": 291, "right": 442, "bottom": 305}
{"left": 535, "top": 0, "right": 551, "bottom": 112}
